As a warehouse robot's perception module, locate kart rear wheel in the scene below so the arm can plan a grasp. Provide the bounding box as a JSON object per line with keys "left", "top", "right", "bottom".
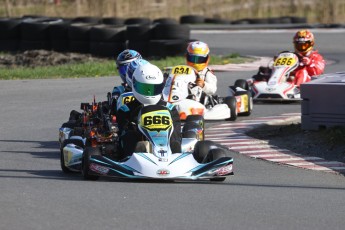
{"left": 234, "top": 79, "right": 249, "bottom": 90}
{"left": 234, "top": 91, "right": 253, "bottom": 116}
{"left": 224, "top": 96, "right": 238, "bottom": 121}
{"left": 60, "top": 139, "right": 84, "bottom": 173}
{"left": 82, "top": 147, "right": 100, "bottom": 181}
{"left": 207, "top": 149, "right": 227, "bottom": 182}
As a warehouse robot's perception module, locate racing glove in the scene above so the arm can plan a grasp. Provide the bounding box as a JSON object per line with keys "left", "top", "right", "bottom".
{"left": 301, "top": 57, "right": 311, "bottom": 66}
{"left": 195, "top": 78, "right": 205, "bottom": 88}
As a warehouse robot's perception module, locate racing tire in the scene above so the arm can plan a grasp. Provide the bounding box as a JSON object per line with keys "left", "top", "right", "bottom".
{"left": 234, "top": 79, "right": 249, "bottom": 90}
{"left": 60, "top": 139, "right": 84, "bottom": 173}
{"left": 193, "top": 140, "right": 217, "bottom": 163}
{"left": 102, "top": 17, "right": 125, "bottom": 26}
{"left": 82, "top": 147, "right": 100, "bottom": 181}
{"left": 207, "top": 149, "right": 227, "bottom": 182}
{"left": 224, "top": 96, "right": 238, "bottom": 121}
{"left": 124, "top": 17, "right": 152, "bottom": 26}
{"left": 234, "top": 91, "right": 253, "bottom": 116}
{"left": 180, "top": 15, "right": 205, "bottom": 24}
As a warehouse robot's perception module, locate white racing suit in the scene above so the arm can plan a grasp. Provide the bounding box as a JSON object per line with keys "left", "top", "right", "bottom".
{"left": 197, "top": 67, "right": 217, "bottom": 96}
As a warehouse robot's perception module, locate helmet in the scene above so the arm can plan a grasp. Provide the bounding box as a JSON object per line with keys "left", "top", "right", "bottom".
{"left": 186, "top": 41, "right": 210, "bottom": 71}
{"left": 116, "top": 49, "right": 142, "bottom": 83}
{"left": 126, "top": 59, "right": 149, "bottom": 87}
{"left": 132, "top": 63, "right": 164, "bottom": 105}
{"left": 293, "top": 30, "right": 315, "bottom": 55}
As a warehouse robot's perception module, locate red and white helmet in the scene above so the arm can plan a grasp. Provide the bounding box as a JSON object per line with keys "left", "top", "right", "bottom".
{"left": 293, "top": 30, "right": 315, "bottom": 55}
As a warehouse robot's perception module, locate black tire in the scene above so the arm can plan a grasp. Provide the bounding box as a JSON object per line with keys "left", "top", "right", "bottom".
{"left": 234, "top": 91, "right": 253, "bottom": 116}
{"left": 49, "top": 22, "right": 70, "bottom": 40}
{"left": 90, "top": 25, "right": 126, "bottom": 42}
{"left": 152, "top": 24, "right": 190, "bottom": 40}
{"left": 20, "top": 21, "right": 51, "bottom": 40}
{"left": 180, "top": 15, "right": 205, "bottom": 24}
{"left": 124, "top": 17, "right": 151, "bottom": 25}
{"left": 69, "top": 40, "right": 90, "bottom": 54}
{"left": 0, "top": 40, "right": 19, "bottom": 52}
{"left": 90, "top": 41, "right": 126, "bottom": 58}
{"left": 20, "top": 40, "right": 51, "bottom": 51}
{"left": 68, "top": 23, "right": 95, "bottom": 41}
{"left": 0, "top": 18, "right": 22, "bottom": 40}
{"left": 60, "top": 139, "right": 84, "bottom": 173}
{"left": 234, "top": 79, "right": 249, "bottom": 90}
{"left": 51, "top": 39, "right": 69, "bottom": 52}
{"left": 193, "top": 140, "right": 217, "bottom": 163}
{"left": 71, "top": 16, "right": 101, "bottom": 24}
{"left": 126, "top": 24, "right": 152, "bottom": 41}
{"left": 82, "top": 147, "right": 100, "bottom": 180}
{"left": 205, "top": 18, "right": 230, "bottom": 24}
{"left": 224, "top": 96, "right": 238, "bottom": 121}
{"left": 153, "top": 18, "right": 178, "bottom": 25}
{"left": 127, "top": 40, "right": 149, "bottom": 57}
{"left": 102, "top": 17, "right": 125, "bottom": 26}
{"left": 290, "top": 16, "right": 307, "bottom": 24}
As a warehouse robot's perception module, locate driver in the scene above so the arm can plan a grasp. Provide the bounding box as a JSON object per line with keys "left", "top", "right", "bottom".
{"left": 186, "top": 41, "right": 217, "bottom": 96}
{"left": 116, "top": 63, "right": 182, "bottom": 159}
{"left": 111, "top": 49, "right": 142, "bottom": 100}
{"left": 292, "top": 29, "right": 325, "bottom": 87}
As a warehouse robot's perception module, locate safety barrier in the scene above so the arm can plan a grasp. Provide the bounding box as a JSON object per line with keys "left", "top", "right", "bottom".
{"left": 301, "top": 72, "right": 345, "bottom": 130}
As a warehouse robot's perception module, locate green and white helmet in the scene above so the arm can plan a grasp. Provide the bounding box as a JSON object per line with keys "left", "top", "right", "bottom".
{"left": 132, "top": 63, "right": 165, "bottom": 105}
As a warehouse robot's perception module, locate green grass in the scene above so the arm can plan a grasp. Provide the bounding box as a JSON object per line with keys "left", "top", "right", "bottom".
{"left": 0, "top": 54, "right": 255, "bottom": 80}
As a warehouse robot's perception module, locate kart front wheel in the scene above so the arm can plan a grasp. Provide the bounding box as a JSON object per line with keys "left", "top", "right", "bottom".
{"left": 224, "top": 96, "right": 238, "bottom": 121}
{"left": 234, "top": 79, "right": 249, "bottom": 90}
{"left": 193, "top": 140, "right": 217, "bottom": 163}
{"left": 82, "top": 147, "right": 100, "bottom": 181}
{"left": 60, "top": 139, "right": 84, "bottom": 173}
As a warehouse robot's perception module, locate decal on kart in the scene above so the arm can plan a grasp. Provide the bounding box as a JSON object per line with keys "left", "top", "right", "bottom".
{"left": 171, "top": 65, "right": 193, "bottom": 75}
{"left": 139, "top": 110, "right": 172, "bottom": 132}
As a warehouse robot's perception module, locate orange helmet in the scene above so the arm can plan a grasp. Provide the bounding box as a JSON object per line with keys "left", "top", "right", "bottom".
{"left": 293, "top": 30, "right": 315, "bottom": 55}
{"left": 186, "top": 41, "right": 210, "bottom": 71}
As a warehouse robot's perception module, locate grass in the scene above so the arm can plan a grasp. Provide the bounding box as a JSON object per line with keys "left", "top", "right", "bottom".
{"left": 0, "top": 54, "right": 255, "bottom": 80}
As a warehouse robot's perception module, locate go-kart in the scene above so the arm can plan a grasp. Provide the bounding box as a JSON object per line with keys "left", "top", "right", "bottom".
{"left": 60, "top": 104, "right": 233, "bottom": 182}
{"left": 162, "top": 65, "right": 252, "bottom": 121}
{"left": 246, "top": 51, "right": 301, "bottom": 102}
{"left": 58, "top": 98, "right": 119, "bottom": 173}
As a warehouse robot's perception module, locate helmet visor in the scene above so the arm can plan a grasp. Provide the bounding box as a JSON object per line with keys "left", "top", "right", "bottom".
{"left": 133, "top": 79, "right": 165, "bottom": 96}
{"left": 294, "top": 41, "right": 312, "bottom": 52}
{"left": 186, "top": 53, "right": 208, "bottom": 64}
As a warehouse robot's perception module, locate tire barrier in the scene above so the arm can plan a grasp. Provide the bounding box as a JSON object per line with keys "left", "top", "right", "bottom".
{"left": 1, "top": 15, "right": 341, "bottom": 59}
{"left": 0, "top": 18, "right": 21, "bottom": 51}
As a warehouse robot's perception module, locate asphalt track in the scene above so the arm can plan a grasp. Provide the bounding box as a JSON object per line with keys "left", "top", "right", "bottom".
{"left": 1, "top": 29, "right": 345, "bottom": 230}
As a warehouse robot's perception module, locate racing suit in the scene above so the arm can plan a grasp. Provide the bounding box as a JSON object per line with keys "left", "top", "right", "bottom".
{"left": 197, "top": 67, "right": 217, "bottom": 95}
{"left": 117, "top": 98, "right": 182, "bottom": 158}
{"left": 293, "top": 50, "right": 325, "bottom": 87}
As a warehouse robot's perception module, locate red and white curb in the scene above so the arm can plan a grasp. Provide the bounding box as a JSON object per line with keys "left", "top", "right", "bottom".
{"left": 206, "top": 113, "right": 345, "bottom": 174}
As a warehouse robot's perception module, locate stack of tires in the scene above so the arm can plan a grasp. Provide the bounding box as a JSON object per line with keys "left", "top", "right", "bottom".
{"left": 20, "top": 17, "right": 63, "bottom": 51}
{"left": 0, "top": 16, "right": 194, "bottom": 59}
{"left": 0, "top": 17, "right": 21, "bottom": 51}
{"left": 149, "top": 18, "right": 191, "bottom": 58}
{"left": 125, "top": 17, "right": 152, "bottom": 57}
{"left": 90, "top": 24, "right": 126, "bottom": 58}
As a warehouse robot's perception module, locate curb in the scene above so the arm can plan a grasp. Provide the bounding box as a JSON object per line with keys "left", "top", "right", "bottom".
{"left": 205, "top": 114, "right": 345, "bottom": 175}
